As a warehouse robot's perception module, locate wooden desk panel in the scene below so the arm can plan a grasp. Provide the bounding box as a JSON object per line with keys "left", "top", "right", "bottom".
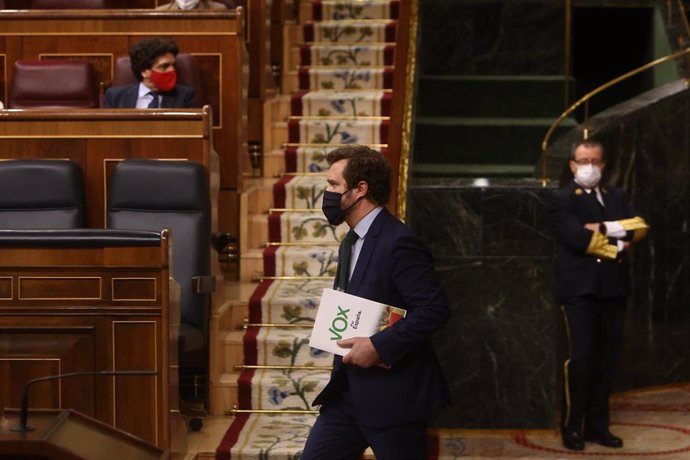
{"left": 0, "top": 238, "right": 178, "bottom": 451}
{"left": 0, "top": 109, "right": 213, "bottom": 229}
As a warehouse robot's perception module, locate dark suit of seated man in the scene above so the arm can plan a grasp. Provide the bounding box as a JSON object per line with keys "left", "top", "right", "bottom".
{"left": 104, "top": 37, "right": 197, "bottom": 109}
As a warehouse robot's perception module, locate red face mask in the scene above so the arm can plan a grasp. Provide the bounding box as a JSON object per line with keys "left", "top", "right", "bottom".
{"left": 149, "top": 68, "right": 177, "bottom": 93}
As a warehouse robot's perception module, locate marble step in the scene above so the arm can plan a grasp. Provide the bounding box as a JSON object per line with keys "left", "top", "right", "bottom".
{"left": 237, "top": 368, "right": 331, "bottom": 411}
{"left": 267, "top": 120, "right": 288, "bottom": 151}
{"left": 273, "top": 174, "right": 327, "bottom": 209}
{"left": 263, "top": 149, "right": 288, "bottom": 178}
{"left": 247, "top": 279, "right": 333, "bottom": 325}
{"left": 303, "top": 19, "right": 397, "bottom": 44}
{"left": 309, "top": 0, "right": 400, "bottom": 21}
{"left": 298, "top": 66, "right": 394, "bottom": 90}
{"left": 223, "top": 330, "right": 246, "bottom": 374}
{"left": 263, "top": 244, "right": 339, "bottom": 278}
{"left": 268, "top": 210, "right": 347, "bottom": 244}
{"left": 298, "top": 43, "right": 396, "bottom": 67}
{"left": 208, "top": 371, "right": 239, "bottom": 416}
{"left": 242, "top": 327, "right": 333, "bottom": 367}
{"left": 219, "top": 413, "right": 317, "bottom": 458}
{"left": 283, "top": 143, "right": 388, "bottom": 173}
{"left": 291, "top": 89, "right": 391, "bottom": 117}
{"left": 288, "top": 116, "right": 390, "bottom": 145}
{"left": 263, "top": 143, "right": 389, "bottom": 177}
{"left": 239, "top": 249, "right": 263, "bottom": 283}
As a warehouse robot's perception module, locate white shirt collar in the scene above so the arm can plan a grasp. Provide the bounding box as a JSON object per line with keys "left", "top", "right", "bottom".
{"left": 352, "top": 206, "right": 383, "bottom": 239}
{"left": 137, "top": 82, "right": 153, "bottom": 98}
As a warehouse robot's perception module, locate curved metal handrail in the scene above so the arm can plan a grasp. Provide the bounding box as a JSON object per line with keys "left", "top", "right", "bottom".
{"left": 540, "top": 47, "right": 690, "bottom": 182}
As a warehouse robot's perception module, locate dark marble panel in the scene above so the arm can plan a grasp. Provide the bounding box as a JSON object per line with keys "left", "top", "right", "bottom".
{"left": 430, "top": 256, "right": 558, "bottom": 429}
{"left": 409, "top": 180, "right": 560, "bottom": 428}
{"left": 408, "top": 179, "right": 555, "bottom": 258}
{"left": 407, "top": 187, "right": 483, "bottom": 258}
{"left": 419, "top": 0, "right": 565, "bottom": 75}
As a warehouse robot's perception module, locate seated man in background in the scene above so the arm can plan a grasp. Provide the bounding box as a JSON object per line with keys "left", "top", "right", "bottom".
{"left": 156, "top": 0, "right": 228, "bottom": 10}
{"left": 104, "top": 37, "right": 197, "bottom": 109}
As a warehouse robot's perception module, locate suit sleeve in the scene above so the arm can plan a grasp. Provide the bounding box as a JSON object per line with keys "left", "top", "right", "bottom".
{"left": 369, "top": 234, "right": 450, "bottom": 365}
{"left": 103, "top": 88, "right": 115, "bottom": 108}
{"left": 183, "top": 87, "right": 198, "bottom": 108}
{"left": 549, "top": 189, "right": 618, "bottom": 259}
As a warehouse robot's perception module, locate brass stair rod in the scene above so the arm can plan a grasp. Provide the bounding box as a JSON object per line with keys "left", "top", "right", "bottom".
{"left": 227, "top": 407, "right": 319, "bottom": 415}
{"left": 234, "top": 364, "right": 332, "bottom": 370}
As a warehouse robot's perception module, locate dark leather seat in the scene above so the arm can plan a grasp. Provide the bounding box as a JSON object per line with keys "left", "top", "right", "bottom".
{"left": 106, "top": 160, "right": 213, "bottom": 404}
{"left": 30, "top": 0, "right": 110, "bottom": 8}
{"left": 8, "top": 60, "right": 99, "bottom": 109}
{"left": 0, "top": 160, "right": 85, "bottom": 229}
{"left": 111, "top": 53, "right": 204, "bottom": 103}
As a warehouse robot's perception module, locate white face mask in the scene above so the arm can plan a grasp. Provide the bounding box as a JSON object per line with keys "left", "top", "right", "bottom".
{"left": 574, "top": 164, "right": 602, "bottom": 189}
{"left": 175, "top": 0, "right": 200, "bottom": 9}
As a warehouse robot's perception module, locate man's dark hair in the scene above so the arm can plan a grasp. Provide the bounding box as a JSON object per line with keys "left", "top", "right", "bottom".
{"left": 326, "top": 145, "right": 391, "bottom": 206}
{"left": 570, "top": 139, "right": 606, "bottom": 162}
{"left": 130, "top": 38, "right": 179, "bottom": 82}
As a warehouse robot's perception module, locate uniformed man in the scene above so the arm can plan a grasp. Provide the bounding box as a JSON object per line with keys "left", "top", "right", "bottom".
{"left": 549, "top": 139, "right": 648, "bottom": 451}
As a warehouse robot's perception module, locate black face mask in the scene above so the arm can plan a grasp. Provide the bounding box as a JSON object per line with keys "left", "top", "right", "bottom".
{"left": 322, "top": 188, "right": 362, "bottom": 226}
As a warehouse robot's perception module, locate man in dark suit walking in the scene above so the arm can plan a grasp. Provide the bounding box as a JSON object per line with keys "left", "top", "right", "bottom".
{"left": 103, "top": 37, "right": 197, "bottom": 109}
{"left": 550, "top": 139, "right": 648, "bottom": 452}
{"left": 301, "top": 145, "right": 450, "bottom": 460}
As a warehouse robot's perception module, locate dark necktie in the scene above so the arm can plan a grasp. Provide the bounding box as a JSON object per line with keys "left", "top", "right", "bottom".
{"left": 147, "top": 92, "right": 159, "bottom": 108}
{"left": 338, "top": 229, "right": 359, "bottom": 291}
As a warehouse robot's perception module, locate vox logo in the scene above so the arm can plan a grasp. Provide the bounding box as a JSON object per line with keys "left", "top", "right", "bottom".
{"left": 329, "top": 305, "right": 350, "bottom": 340}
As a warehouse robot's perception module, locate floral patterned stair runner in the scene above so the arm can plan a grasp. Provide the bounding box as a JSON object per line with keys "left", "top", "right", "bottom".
{"left": 217, "top": 1, "right": 398, "bottom": 458}
{"left": 311, "top": 0, "right": 400, "bottom": 21}
{"left": 284, "top": 144, "right": 388, "bottom": 173}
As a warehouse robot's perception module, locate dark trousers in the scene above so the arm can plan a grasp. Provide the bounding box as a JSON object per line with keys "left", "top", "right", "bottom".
{"left": 301, "top": 391, "right": 428, "bottom": 460}
{"left": 560, "top": 296, "right": 626, "bottom": 435}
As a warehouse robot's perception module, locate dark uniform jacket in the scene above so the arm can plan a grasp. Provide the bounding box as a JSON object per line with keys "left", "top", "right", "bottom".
{"left": 550, "top": 180, "right": 647, "bottom": 302}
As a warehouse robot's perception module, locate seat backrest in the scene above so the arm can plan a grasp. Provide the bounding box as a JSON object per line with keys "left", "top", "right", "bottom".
{"left": 111, "top": 53, "right": 204, "bottom": 103}
{"left": 106, "top": 160, "right": 211, "bottom": 332}
{"left": 0, "top": 160, "right": 85, "bottom": 229}
{"left": 30, "top": 0, "right": 110, "bottom": 8}
{"left": 9, "top": 60, "right": 99, "bottom": 109}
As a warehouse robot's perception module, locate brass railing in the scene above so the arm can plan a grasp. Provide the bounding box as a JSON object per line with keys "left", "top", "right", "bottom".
{"left": 540, "top": 47, "right": 690, "bottom": 183}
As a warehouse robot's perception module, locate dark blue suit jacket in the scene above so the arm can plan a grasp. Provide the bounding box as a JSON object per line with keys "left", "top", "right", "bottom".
{"left": 103, "top": 83, "right": 197, "bottom": 108}
{"left": 313, "top": 207, "right": 450, "bottom": 427}
{"left": 550, "top": 181, "right": 638, "bottom": 301}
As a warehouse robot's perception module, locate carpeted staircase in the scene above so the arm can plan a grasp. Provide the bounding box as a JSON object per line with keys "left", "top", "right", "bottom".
{"left": 215, "top": 1, "right": 397, "bottom": 458}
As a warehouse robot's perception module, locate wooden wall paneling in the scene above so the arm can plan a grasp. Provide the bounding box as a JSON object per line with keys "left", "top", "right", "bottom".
{"left": 0, "top": 325, "right": 96, "bottom": 415}
{"left": 0, "top": 53, "right": 5, "bottom": 107}
{"left": 113, "top": 320, "right": 160, "bottom": 446}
